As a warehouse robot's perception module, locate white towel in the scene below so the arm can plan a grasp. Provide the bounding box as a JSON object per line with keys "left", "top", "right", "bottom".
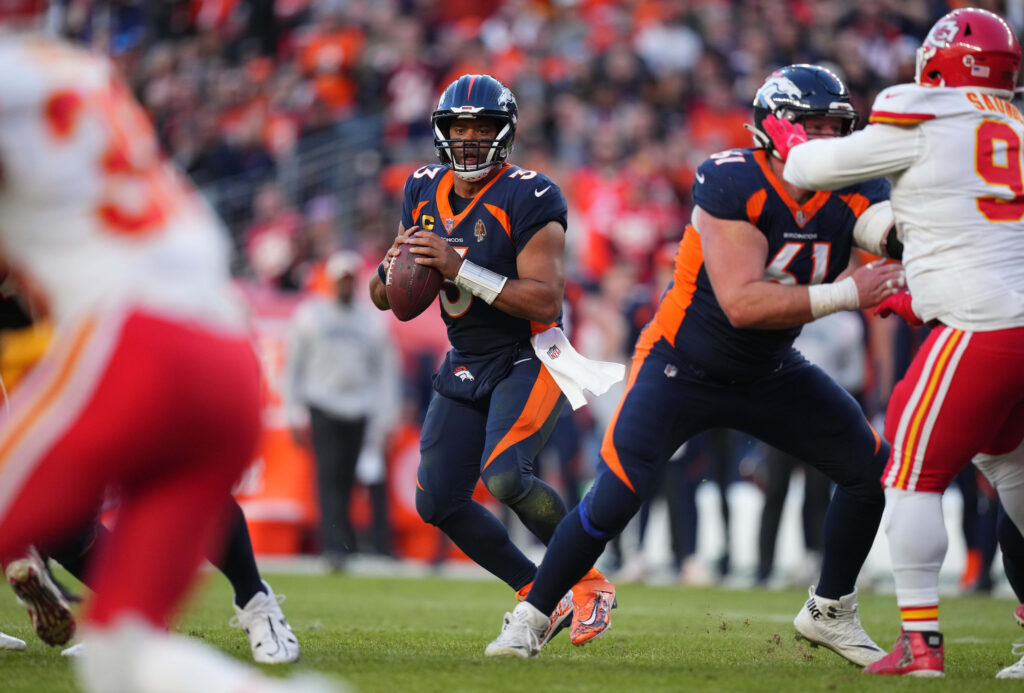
{"left": 531, "top": 327, "right": 625, "bottom": 410}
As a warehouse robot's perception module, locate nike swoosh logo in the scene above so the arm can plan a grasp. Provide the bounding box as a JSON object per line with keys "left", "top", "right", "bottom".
{"left": 695, "top": 171, "right": 705, "bottom": 184}
{"left": 884, "top": 92, "right": 898, "bottom": 99}
{"left": 513, "top": 357, "right": 532, "bottom": 365}
{"left": 534, "top": 186, "right": 551, "bottom": 197}
{"left": 579, "top": 602, "right": 602, "bottom": 626}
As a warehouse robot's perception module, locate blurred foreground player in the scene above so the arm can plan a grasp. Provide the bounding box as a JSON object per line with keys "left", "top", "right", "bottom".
{"left": 486, "top": 64, "right": 904, "bottom": 661}
{"left": 0, "top": 274, "right": 298, "bottom": 663}
{"left": 772, "top": 7, "right": 1024, "bottom": 677}
{"left": 0, "top": 18, "right": 335, "bottom": 693}
{"left": 369, "top": 74, "right": 624, "bottom": 648}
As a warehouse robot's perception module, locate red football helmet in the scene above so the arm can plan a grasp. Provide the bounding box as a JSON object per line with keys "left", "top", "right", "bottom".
{"left": 916, "top": 8, "right": 1021, "bottom": 92}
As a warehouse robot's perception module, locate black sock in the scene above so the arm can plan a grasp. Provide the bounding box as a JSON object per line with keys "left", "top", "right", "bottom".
{"left": 436, "top": 501, "right": 536, "bottom": 591}
{"left": 210, "top": 499, "right": 266, "bottom": 608}
{"left": 526, "top": 508, "right": 607, "bottom": 616}
{"left": 47, "top": 520, "right": 109, "bottom": 587}
{"left": 816, "top": 487, "right": 883, "bottom": 599}
{"left": 999, "top": 504, "right": 1024, "bottom": 603}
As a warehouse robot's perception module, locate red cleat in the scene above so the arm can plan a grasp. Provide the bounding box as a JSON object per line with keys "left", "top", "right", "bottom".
{"left": 864, "top": 630, "right": 944, "bottom": 677}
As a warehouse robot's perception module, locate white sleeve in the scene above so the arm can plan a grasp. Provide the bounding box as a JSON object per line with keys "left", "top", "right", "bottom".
{"left": 783, "top": 124, "right": 923, "bottom": 190}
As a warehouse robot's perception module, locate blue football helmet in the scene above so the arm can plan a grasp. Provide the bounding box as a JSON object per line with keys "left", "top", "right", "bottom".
{"left": 431, "top": 74, "right": 517, "bottom": 181}
{"left": 750, "top": 64, "right": 857, "bottom": 157}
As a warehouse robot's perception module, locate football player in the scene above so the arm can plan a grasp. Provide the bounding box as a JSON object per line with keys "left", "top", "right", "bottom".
{"left": 0, "top": 19, "right": 333, "bottom": 693}
{"left": 485, "top": 64, "right": 905, "bottom": 661}
{"left": 369, "top": 74, "right": 623, "bottom": 650}
{"left": 770, "top": 7, "right": 1024, "bottom": 677}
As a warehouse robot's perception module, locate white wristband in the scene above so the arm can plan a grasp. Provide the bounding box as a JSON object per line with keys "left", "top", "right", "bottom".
{"left": 455, "top": 260, "right": 508, "bottom": 305}
{"left": 808, "top": 277, "right": 859, "bottom": 319}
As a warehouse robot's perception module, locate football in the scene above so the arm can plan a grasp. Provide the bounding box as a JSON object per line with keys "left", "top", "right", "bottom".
{"left": 385, "top": 242, "right": 444, "bottom": 321}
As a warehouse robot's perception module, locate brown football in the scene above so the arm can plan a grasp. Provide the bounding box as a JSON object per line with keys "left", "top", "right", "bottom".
{"left": 385, "top": 242, "right": 444, "bottom": 321}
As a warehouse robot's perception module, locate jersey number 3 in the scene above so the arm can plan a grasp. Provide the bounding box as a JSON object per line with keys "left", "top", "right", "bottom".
{"left": 976, "top": 120, "right": 1024, "bottom": 221}
{"left": 45, "top": 80, "right": 177, "bottom": 236}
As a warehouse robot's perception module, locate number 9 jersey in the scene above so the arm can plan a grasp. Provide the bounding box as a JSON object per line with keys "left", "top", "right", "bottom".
{"left": 0, "top": 36, "right": 242, "bottom": 330}
{"left": 400, "top": 162, "right": 567, "bottom": 354}
{"left": 786, "top": 83, "right": 1024, "bottom": 331}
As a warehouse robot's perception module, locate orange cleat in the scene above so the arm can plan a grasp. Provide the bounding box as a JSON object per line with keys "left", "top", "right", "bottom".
{"left": 864, "top": 630, "right": 944, "bottom": 677}
{"left": 569, "top": 572, "right": 616, "bottom": 646}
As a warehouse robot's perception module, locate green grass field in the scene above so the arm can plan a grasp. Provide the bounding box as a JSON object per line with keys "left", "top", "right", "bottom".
{"left": 2, "top": 569, "right": 1023, "bottom": 692}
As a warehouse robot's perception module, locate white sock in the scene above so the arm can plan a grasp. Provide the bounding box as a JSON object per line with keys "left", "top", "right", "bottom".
{"left": 883, "top": 488, "right": 945, "bottom": 631}
{"left": 75, "top": 617, "right": 289, "bottom": 693}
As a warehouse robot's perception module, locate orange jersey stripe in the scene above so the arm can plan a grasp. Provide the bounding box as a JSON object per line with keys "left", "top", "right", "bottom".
{"left": 746, "top": 188, "right": 767, "bottom": 225}
{"left": 599, "top": 226, "right": 705, "bottom": 492}
{"left": 483, "top": 203, "right": 512, "bottom": 238}
{"left": 895, "top": 330, "right": 965, "bottom": 489}
{"left": 0, "top": 318, "right": 96, "bottom": 476}
{"left": 753, "top": 149, "right": 831, "bottom": 225}
{"left": 634, "top": 226, "right": 704, "bottom": 357}
{"left": 483, "top": 365, "right": 562, "bottom": 469}
{"left": 411, "top": 200, "right": 430, "bottom": 224}
{"left": 435, "top": 164, "right": 511, "bottom": 232}
{"left": 598, "top": 353, "right": 644, "bottom": 493}
{"left": 869, "top": 111, "right": 935, "bottom": 126}
{"left": 839, "top": 192, "right": 871, "bottom": 217}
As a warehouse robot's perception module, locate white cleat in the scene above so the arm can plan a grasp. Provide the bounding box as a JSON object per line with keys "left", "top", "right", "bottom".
{"left": 793, "top": 586, "right": 884, "bottom": 667}
{"left": 0, "top": 630, "right": 26, "bottom": 650}
{"left": 485, "top": 602, "right": 548, "bottom": 659}
{"left": 230, "top": 581, "right": 299, "bottom": 664}
{"left": 997, "top": 644, "right": 1024, "bottom": 678}
{"left": 62, "top": 641, "right": 85, "bottom": 657}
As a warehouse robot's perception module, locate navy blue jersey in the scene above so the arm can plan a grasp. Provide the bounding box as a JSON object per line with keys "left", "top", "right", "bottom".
{"left": 640, "top": 148, "right": 890, "bottom": 382}
{"left": 400, "top": 163, "right": 567, "bottom": 354}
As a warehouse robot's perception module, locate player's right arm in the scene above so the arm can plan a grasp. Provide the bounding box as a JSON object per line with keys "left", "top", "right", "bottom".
{"left": 369, "top": 224, "right": 418, "bottom": 311}
{"left": 699, "top": 206, "right": 904, "bottom": 329}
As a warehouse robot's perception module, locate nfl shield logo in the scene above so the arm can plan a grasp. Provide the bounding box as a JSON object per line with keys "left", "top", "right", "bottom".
{"left": 546, "top": 345, "right": 561, "bottom": 359}
{"left": 444, "top": 217, "right": 455, "bottom": 233}
{"left": 664, "top": 364, "right": 678, "bottom": 378}
{"left": 795, "top": 210, "right": 806, "bottom": 227}
{"left": 474, "top": 219, "right": 486, "bottom": 242}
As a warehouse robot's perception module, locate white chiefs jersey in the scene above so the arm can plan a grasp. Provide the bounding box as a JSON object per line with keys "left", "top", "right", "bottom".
{"left": 784, "top": 82, "right": 1024, "bottom": 331}
{"left": 0, "top": 36, "right": 244, "bottom": 329}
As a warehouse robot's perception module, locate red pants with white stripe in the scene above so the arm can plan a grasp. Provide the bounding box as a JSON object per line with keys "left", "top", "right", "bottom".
{"left": 883, "top": 324, "right": 1024, "bottom": 493}
{"left": 0, "top": 310, "right": 261, "bottom": 627}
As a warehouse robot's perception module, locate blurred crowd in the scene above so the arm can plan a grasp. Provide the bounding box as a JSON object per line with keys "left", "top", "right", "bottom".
{"left": 50, "top": 0, "right": 1018, "bottom": 584}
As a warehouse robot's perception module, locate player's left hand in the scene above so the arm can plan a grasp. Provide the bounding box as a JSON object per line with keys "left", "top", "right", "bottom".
{"left": 874, "top": 289, "right": 924, "bottom": 327}
{"left": 406, "top": 231, "right": 464, "bottom": 280}
{"left": 762, "top": 114, "right": 808, "bottom": 161}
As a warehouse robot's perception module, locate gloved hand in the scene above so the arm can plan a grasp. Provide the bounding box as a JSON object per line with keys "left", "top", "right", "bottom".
{"left": 874, "top": 290, "right": 924, "bottom": 327}
{"left": 762, "top": 114, "right": 808, "bottom": 161}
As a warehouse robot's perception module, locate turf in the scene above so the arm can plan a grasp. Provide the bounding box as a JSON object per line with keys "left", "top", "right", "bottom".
{"left": 1, "top": 569, "right": 1022, "bottom": 692}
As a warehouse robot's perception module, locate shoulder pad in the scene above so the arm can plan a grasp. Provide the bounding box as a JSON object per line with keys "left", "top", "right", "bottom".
{"left": 868, "top": 84, "right": 974, "bottom": 125}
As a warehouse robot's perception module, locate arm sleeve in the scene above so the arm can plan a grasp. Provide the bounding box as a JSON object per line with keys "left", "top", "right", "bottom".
{"left": 783, "top": 124, "right": 923, "bottom": 190}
